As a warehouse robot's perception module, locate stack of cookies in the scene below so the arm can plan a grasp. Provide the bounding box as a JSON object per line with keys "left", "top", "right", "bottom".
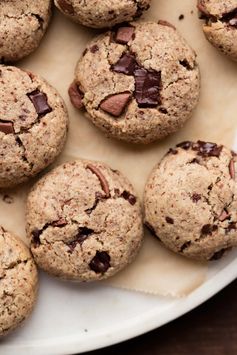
{"left": 1, "top": 0, "right": 237, "bottom": 337}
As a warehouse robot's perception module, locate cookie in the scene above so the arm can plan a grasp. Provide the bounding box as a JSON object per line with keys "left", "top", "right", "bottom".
{"left": 26, "top": 160, "right": 143, "bottom": 281}
{"left": 0, "top": 0, "right": 52, "bottom": 63}
{"left": 144, "top": 141, "right": 237, "bottom": 261}
{"left": 0, "top": 65, "right": 69, "bottom": 189}
{"left": 54, "top": 0, "right": 151, "bottom": 29}
{"left": 0, "top": 227, "right": 38, "bottom": 336}
{"left": 69, "top": 21, "right": 200, "bottom": 144}
{"left": 198, "top": 0, "right": 237, "bottom": 61}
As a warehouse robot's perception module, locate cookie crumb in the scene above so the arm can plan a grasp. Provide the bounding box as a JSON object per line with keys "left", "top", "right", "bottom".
{"left": 179, "top": 14, "right": 184, "bottom": 20}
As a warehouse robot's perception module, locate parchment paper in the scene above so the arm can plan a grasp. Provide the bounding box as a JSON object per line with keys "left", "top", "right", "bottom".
{"left": 1, "top": 0, "right": 237, "bottom": 297}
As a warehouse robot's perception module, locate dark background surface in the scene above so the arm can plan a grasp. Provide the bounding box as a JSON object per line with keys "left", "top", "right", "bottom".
{"left": 83, "top": 279, "right": 237, "bottom": 355}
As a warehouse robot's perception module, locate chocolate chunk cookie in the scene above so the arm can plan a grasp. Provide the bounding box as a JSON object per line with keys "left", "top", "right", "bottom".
{"left": 0, "top": 0, "right": 52, "bottom": 62}
{"left": 0, "top": 227, "right": 38, "bottom": 336}
{"left": 198, "top": 0, "right": 237, "bottom": 61}
{"left": 69, "top": 21, "right": 200, "bottom": 144}
{"left": 0, "top": 65, "right": 69, "bottom": 189}
{"left": 54, "top": 0, "right": 151, "bottom": 29}
{"left": 144, "top": 141, "right": 237, "bottom": 261}
{"left": 26, "top": 160, "right": 143, "bottom": 281}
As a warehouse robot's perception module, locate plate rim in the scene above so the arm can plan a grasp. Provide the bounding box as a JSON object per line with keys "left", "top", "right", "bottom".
{"left": 2, "top": 258, "right": 236, "bottom": 355}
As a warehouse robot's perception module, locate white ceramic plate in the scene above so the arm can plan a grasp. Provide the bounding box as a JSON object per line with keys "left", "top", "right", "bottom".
{"left": 1, "top": 249, "right": 236, "bottom": 355}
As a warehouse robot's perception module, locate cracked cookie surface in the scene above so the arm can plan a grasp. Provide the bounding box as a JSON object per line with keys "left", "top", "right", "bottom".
{"left": 198, "top": 0, "right": 237, "bottom": 61}
{"left": 0, "top": 65, "right": 69, "bottom": 189}
{"left": 0, "top": 0, "right": 52, "bottom": 62}
{"left": 144, "top": 141, "right": 237, "bottom": 261}
{"left": 0, "top": 226, "right": 38, "bottom": 336}
{"left": 26, "top": 159, "right": 143, "bottom": 281}
{"left": 54, "top": 0, "right": 151, "bottom": 29}
{"left": 69, "top": 21, "right": 200, "bottom": 144}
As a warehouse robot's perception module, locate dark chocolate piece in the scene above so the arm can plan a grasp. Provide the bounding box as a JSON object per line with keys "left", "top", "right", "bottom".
{"left": 28, "top": 90, "right": 52, "bottom": 116}
{"left": 112, "top": 53, "right": 137, "bottom": 75}
{"left": 121, "top": 190, "right": 137, "bottom": 205}
{"left": 0, "top": 121, "right": 14, "bottom": 134}
{"left": 115, "top": 27, "right": 135, "bottom": 44}
{"left": 134, "top": 68, "right": 161, "bottom": 108}
{"left": 68, "top": 81, "right": 84, "bottom": 109}
{"left": 89, "top": 251, "right": 111, "bottom": 273}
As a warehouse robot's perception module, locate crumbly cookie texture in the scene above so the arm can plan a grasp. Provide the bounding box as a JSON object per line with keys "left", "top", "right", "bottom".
{"left": 54, "top": 0, "right": 151, "bottom": 29}
{"left": 26, "top": 160, "right": 143, "bottom": 281}
{"left": 144, "top": 141, "right": 237, "bottom": 261}
{"left": 198, "top": 0, "right": 237, "bottom": 61}
{"left": 0, "top": 227, "right": 38, "bottom": 336}
{"left": 0, "top": 65, "right": 69, "bottom": 189}
{"left": 0, "top": 0, "right": 52, "bottom": 62}
{"left": 69, "top": 21, "right": 200, "bottom": 144}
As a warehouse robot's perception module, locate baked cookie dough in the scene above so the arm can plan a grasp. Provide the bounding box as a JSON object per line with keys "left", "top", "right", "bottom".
{"left": 69, "top": 21, "right": 200, "bottom": 144}
{"left": 26, "top": 160, "right": 143, "bottom": 281}
{"left": 0, "top": 65, "right": 69, "bottom": 189}
{"left": 0, "top": 227, "right": 38, "bottom": 336}
{"left": 54, "top": 0, "right": 151, "bottom": 29}
{"left": 144, "top": 141, "right": 237, "bottom": 261}
{"left": 198, "top": 0, "right": 237, "bottom": 61}
{"left": 0, "top": 0, "right": 52, "bottom": 63}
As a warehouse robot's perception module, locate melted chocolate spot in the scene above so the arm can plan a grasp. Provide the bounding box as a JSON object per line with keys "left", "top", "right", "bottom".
{"left": 67, "top": 227, "right": 94, "bottom": 253}
{"left": 89, "top": 251, "right": 111, "bottom": 273}
{"left": 210, "top": 248, "right": 229, "bottom": 261}
{"left": 27, "top": 90, "right": 52, "bottom": 116}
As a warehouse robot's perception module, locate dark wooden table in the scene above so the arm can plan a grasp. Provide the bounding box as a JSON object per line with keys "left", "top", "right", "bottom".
{"left": 84, "top": 280, "right": 237, "bottom": 355}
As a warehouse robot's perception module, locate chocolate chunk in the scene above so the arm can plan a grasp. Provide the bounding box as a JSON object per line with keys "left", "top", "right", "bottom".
{"left": 222, "top": 9, "right": 237, "bottom": 26}
{"left": 100, "top": 92, "right": 131, "bottom": 117}
{"left": 219, "top": 209, "right": 230, "bottom": 222}
{"left": 179, "top": 59, "right": 192, "bottom": 70}
{"left": 57, "top": 0, "right": 74, "bottom": 14}
{"left": 0, "top": 121, "right": 14, "bottom": 134}
{"left": 68, "top": 81, "right": 84, "bottom": 109}
{"left": 112, "top": 53, "right": 137, "bottom": 75}
{"left": 90, "top": 45, "right": 99, "bottom": 53}
{"left": 191, "top": 193, "right": 201, "bottom": 203}
{"left": 166, "top": 217, "right": 174, "bottom": 224}
{"left": 115, "top": 27, "right": 135, "bottom": 44}
{"left": 229, "top": 159, "right": 235, "bottom": 180}
{"left": 158, "top": 20, "right": 176, "bottom": 30}
{"left": 179, "top": 14, "right": 184, "bottom": 20}
{"left": 121, "top": 190, "right": 137, "bottom": 205}
{"left": 32, "top": 229, "right": 41, "bottom": 246}
{"left": 176, "top": 141, "right": 192, "bottom": 150}
{"left": 201, "top": 224, "right": 217, "bottom": 235}
{"left": 67, "top": 227, "right": 94, "bottom": 252}
{"left": 134, "top": 68, "right": 161, "bottom": 108}
{"left": 193, "top": 141, "right": 223, "bottom": 158}
{"left": 86, "top": 164, "right": 110, "bottom": 197}
{"left": 89, "top": 251, "right": 111, "bottom": 273}
{"left": 28, "top": 90, "right": 52, "bottom": 116}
